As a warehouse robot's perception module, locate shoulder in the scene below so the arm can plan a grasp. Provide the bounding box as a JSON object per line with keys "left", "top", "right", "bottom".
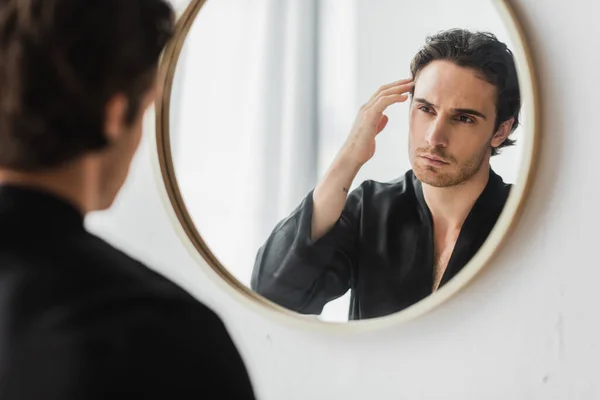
{"left": 63, "top": 235, "right": 239, "bottom": 347}
{"left": 71, "top": 231, "right": 195, "bottom": 300}
{"left": 346, "top": 170, "right": 418, "bottom": 206}
{"left": 2, "top": 229, "right": 208, "bottom": 338}
{"left": 487, "top": 169, "right": 513, "bottom": 208}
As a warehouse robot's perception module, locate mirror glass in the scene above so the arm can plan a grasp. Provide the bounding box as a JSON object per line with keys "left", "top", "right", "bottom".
{"left": 168, "top": 0, "right": 533, "bottom": 322}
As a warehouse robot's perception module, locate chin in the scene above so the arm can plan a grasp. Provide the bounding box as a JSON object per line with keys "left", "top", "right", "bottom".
{"left": 99, "top": 199, "right": 116, "bottom": 211}
{"left": 94, "top": 189, "right": 120, "bottom": 211}
{"left": 97, "top": 173, "right": 127, "bottom": 211}
{"left": 105, "top": 192, "right": 121, "bottom": 209}
{"left": 413, "top": 163, "right": 467, "bottom": 188}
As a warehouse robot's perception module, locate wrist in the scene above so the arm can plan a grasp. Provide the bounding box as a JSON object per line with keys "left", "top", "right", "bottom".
{"left": 336, "top": 146, "right": 365, "bottom": 171}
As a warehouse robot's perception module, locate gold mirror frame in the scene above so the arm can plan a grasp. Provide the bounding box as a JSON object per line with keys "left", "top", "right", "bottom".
{"left": 152, "top": 0, "right": 540, "bottom": 332}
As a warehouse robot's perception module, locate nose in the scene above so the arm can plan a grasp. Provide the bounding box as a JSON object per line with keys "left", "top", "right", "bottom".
{"left": 425, "top": 117, "right": 448, "bottom": 148}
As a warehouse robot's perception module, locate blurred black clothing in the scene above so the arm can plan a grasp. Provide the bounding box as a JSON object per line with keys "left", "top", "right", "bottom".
{"left": 0, "top": 185, "right": 256, "bottom": 399}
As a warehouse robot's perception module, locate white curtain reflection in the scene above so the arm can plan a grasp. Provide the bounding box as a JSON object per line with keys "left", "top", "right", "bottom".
{"left": 172, "top": 0, "right": 353, "bottom": 322}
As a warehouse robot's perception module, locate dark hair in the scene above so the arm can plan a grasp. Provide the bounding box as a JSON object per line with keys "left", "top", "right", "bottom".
{"left": 0, "top": 0, "right": 175, "bottom": 170}
{"left": 410, "top": 28, "right": 521, "bottom": 156}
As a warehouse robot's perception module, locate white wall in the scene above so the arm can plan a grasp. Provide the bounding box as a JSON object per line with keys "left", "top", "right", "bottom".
{"left": 86, "top": 1, "right": 600, "bottom": 399}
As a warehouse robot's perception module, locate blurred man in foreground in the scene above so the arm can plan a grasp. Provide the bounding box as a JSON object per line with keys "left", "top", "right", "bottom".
{"left": 0, "top": 1, "right": 255, "bottom": 398}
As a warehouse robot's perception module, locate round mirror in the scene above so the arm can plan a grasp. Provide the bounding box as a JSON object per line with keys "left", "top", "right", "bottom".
{"left": 156, "top": 0, "right": 539, "bottom": 325}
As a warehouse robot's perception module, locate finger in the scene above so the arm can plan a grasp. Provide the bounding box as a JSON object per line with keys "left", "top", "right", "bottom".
{"left": 366, "top": 78, "right": 413, "bottom": 104}
{"left": 366, "top": 81, "right": 414, "bottom": 109}
{"left": 375, "top": 114, "right": 389, "bottom": 135}
{"left": 370, "top": 93, "right": 410, "bottom": 114}
{"left": 366, "top": 78, "right": 414, "bottom": 105}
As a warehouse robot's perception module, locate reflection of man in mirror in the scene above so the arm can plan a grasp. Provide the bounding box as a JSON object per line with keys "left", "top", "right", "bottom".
{"left": 251, "top": 29, "right": 521, "bottom": 320}
{"left": 0, "top": 1, "right": 255, "bottom": 398}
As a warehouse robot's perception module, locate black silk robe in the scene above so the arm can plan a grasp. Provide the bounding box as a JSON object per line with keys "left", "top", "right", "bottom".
{"left": 251, "top": 168, "right": 511, "bottom": 320}
{"left": 0, "top": 185, "right": 256, "bottom": 399}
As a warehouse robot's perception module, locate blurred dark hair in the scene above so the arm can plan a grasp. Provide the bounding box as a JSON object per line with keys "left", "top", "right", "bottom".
{"left": 0, "top": 0, "right": 175, "bottom": 170}
{"left": 410, "top": 28, "right": 521, "bottom": 156}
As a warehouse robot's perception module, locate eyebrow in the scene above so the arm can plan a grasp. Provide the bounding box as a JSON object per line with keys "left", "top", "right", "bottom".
{"left": 413, "top": 97, "right": 488, "bottom": 120}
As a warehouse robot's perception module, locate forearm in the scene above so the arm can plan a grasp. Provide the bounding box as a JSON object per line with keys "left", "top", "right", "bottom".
{"left": 311, "top": 150, "right": 362, "bottom": 241}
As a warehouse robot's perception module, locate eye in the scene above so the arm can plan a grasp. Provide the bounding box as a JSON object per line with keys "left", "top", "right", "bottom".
{"left": 418, "top": 105, "right": 432, "bottom": 113}
{"left": 456, "top": 115, "right": 475, "bottom": 124}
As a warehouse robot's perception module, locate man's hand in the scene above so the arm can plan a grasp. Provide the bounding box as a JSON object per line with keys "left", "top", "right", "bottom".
{"left": 310, "top": 77, "right": 414, "bottom": 241}
{"left": 340, "top": 78, "right": 414, "bottom": 165}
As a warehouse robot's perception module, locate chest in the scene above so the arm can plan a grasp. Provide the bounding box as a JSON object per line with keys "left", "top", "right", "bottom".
{"left": 432, "top": 230, "right": 461, "bottom": 291}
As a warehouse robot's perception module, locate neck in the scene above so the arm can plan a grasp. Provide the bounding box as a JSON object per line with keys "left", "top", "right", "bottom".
{"left": 421, "top": 161, "right": 491, "bottom": 230}
{"left": 0, "top": 156, "right": 102, "bottom": 215}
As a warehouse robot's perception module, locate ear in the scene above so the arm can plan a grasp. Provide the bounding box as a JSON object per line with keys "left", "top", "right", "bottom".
{"left": 104, "top": 94, "right": 128, "bottom": 143}
{"left": 490, "top": 117, "right": 515, "bottom": 149}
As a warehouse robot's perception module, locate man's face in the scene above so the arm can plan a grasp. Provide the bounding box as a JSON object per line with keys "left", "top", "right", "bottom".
{"left": 408, "top": 60, "right": 507, "bottom": 187}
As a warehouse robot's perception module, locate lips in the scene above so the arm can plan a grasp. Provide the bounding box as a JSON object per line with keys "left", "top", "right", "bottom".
{"left": 420, "top": 154, "right": 449, "bottom": 164}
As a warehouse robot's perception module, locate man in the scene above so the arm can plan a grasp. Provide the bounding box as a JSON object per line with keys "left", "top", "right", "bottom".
{"left": 0, "top": 1, "right": 255, "bottom": 398}
{"left": 251, "top": 29, "right": 521, "bottom": 321}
